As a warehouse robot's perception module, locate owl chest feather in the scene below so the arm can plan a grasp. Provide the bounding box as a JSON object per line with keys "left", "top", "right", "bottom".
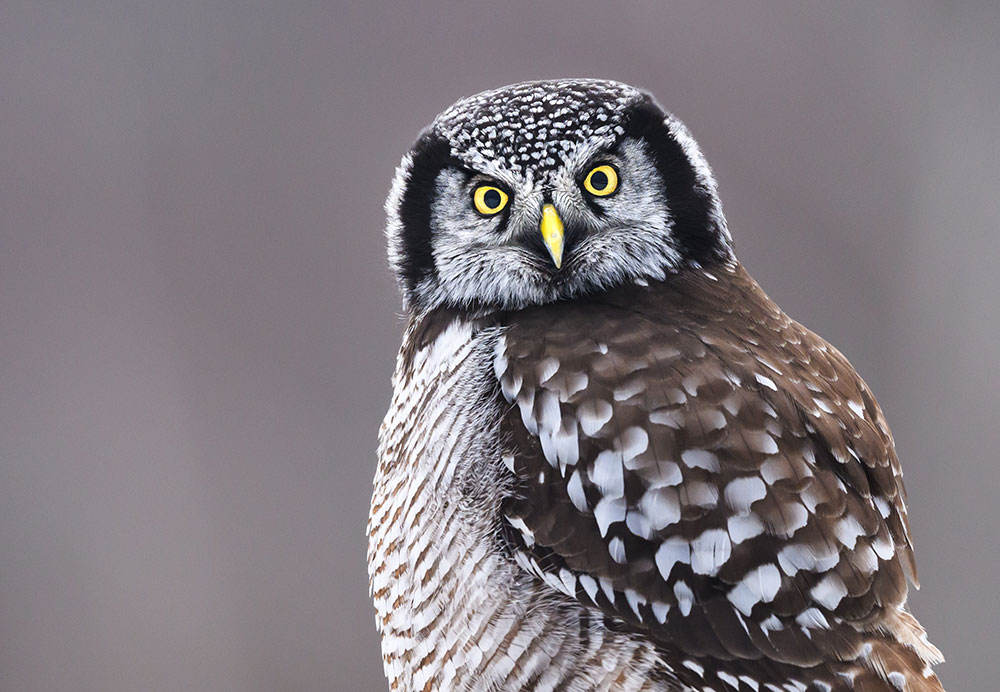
{"left": 367, "top": 314, "right": 673, "bottom": 692}
{"left": 368, "top": 317, "right": 513, "bottom": 690}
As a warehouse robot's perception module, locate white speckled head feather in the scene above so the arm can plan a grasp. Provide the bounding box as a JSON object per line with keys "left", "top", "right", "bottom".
{"left": 384, "top": 79, "right": 733, "bottom": 312}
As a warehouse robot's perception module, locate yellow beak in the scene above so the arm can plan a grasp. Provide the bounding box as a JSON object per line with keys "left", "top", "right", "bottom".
{"left": 539, "top": 204, "right": 565, "bottom": 269}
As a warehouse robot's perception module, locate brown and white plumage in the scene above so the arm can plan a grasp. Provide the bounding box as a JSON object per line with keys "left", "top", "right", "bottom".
{"left": 368, "top": 79, "right": 945, "bottom": 692}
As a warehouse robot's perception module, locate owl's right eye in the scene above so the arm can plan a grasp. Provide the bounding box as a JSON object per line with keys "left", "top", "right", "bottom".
{"left": 472, "top": 185, "right": 509, "bottom": 216}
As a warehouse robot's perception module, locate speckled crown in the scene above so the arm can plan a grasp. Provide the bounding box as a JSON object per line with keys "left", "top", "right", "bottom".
{"left": 432, "top": 79, "right": 645, "bottom": 177}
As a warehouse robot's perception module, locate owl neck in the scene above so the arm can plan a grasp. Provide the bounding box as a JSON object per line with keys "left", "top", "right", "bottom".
{"left": 403, "top": 258, "right": 753, "bottom": 343}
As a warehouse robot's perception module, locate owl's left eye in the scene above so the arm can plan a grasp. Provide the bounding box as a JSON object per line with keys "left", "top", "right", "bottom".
{"left": 472, "top": 185, "right": 509, "bottom": 215}
{"left": 583, "top": 164, "right": 619, "bottom": 197}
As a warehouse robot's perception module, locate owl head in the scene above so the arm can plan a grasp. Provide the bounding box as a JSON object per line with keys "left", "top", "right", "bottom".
{"left": 386, "top": 79, "right": 734, "bottom": 312}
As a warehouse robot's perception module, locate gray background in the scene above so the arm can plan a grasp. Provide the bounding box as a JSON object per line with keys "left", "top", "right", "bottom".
{"left": 1, "top": 2, "right": 996, "bottom": 691}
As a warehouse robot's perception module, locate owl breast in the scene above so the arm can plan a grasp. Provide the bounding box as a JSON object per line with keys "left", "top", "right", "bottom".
{"left": 368, "top": 316, "right": 498, "bottom": 690}
{"left": 367, "top": 314, "right": 672, "bottom": 692}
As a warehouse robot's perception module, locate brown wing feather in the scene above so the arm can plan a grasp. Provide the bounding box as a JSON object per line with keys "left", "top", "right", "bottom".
{"left": 496, "top": 262, "right": 943, "bottom": 692}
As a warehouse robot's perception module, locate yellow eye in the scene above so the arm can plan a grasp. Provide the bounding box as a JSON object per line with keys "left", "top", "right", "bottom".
{"left": 583, "top": 164, "right": 619, "bottom": 197}
{"left": 473, "top": 185, "right": 509, "bottom": 215}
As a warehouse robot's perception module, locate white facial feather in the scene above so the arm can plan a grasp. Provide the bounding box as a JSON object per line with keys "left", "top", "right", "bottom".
{"left": 420, "top": 136, "right": 687, "bottom": 310}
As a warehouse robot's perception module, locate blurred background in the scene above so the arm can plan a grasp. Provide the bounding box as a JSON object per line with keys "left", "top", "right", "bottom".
{"left": 1, "top": 2, "right": 997, "bottom": 690}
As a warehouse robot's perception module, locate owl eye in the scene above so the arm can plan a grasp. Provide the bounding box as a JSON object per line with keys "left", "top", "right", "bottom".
{"left": 472, "top": 185, "right": 509, "bottom": 215}
{"left": 582, "top": 164, "right": 619, "bottom": 197}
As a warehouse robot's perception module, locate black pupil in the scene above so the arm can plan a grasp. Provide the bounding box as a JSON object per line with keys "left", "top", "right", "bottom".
{"left": 590, "top": 170, "right": 609, "bottom": 190}
{"left": 483, "top": 189, "right": 502, "bottom": 209}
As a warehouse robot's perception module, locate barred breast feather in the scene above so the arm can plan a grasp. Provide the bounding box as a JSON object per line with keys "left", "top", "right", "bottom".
{"left": 369, "top": 313, "right": 675, "bottom": 692}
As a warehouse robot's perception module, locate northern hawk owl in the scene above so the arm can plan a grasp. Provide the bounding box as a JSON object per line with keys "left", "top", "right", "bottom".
{"left": 367, "top": 79, "right": 945, "bottom": 692}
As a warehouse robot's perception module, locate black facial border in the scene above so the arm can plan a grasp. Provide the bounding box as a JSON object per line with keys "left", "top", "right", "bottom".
{"left": 620, "top": 96, "right": 728, "bottom": 267}
{"left": 396, "top": 132, "right": 455, "bottom": 302}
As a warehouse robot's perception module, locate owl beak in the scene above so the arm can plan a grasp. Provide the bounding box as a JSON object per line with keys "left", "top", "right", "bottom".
{"left": 539, "top": 204, "right": 565, "bottom": 269}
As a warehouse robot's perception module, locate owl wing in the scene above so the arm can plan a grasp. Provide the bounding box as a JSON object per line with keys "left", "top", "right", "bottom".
{"left": 494, "top": 268, "right": 941, "bottom": 692}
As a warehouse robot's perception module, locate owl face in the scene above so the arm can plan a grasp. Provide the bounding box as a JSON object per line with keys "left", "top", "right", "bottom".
{"left": 386, "top": 79, "right": 733, "bottom": 311}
